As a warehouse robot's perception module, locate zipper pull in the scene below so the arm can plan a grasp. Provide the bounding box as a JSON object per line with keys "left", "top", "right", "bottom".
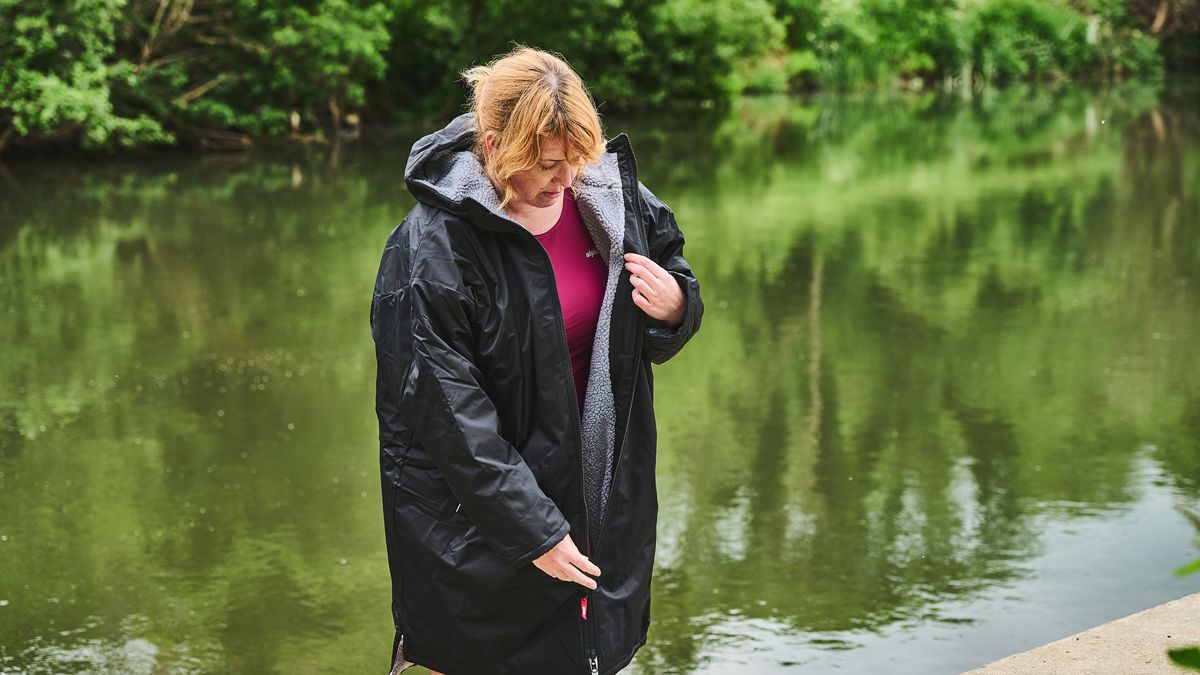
{"left": 588, "top": 651, "right": 600, "bottom": 675}
{"left": 580, "top": 595, "right": 588, "bottom": 620}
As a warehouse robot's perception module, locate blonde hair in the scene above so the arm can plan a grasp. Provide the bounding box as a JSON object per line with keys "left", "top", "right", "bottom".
{"left": 462, "top": 47, "right": 606, "bottom": 209}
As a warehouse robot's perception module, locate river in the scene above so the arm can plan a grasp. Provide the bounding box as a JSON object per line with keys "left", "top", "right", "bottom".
{"left": 1, "top": 80, "right": 1198, "bottom": 674}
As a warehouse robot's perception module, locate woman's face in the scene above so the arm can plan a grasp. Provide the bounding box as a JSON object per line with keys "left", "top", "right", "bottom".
{"left": 488, "top": 133, "right": 580, "bottom": 210}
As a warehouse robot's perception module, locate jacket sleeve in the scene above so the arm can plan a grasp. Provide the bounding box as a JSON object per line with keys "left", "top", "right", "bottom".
{"left": 374, "top": 235, "right": 571, "bottom": 570}
{"left": 638, "top": 182, "right": 704, "bottom": 365}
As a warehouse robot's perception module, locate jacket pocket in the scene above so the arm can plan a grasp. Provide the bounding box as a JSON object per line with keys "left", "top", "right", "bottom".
{"left": 396, "top": 463, "right": 464, "bottom": 523}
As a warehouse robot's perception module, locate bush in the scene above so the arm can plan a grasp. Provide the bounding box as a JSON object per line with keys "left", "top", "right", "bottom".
{"left": 967, "top": 0, "right": 1095, "bottom": 83}
{"left": 1, "top": 0, "right": 393, "bottom": 152}
{"left": 0, "top": 0, "right": 172, "bottom": 149}
{"left": 1104, "top": 27, "right": 1165, "bottom": 78}
{"left": 378, "top": 0, "right": 786, "bottom": 115}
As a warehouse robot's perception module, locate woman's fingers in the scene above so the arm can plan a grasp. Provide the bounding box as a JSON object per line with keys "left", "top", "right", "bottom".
{"left": 563, "top": 551, "right": 601, "bottom": 589}
{"left": 565, "top": 564, "right": 598, "bottom": 590}
{"left": 559, "top": 536, "right": 601, "bottom": 580}
{"left": 544, "top": 560, "right": 597, "bottom": 590}
{"left": 625, "top": 260, "right": 668, "bottom": 287}
{"left": 626, "top": 253, "right": 684, "bottom": 324}
{"left": 533, "top": 534, "right": 602, "bottom": 589}
{"left": 630, "top": 270, "right": 660, "bottom": 310}
{"left": 629, "top": 273, "right": 658, "bottom": 297}
{"left": 623, "top": 253, "right": 671, "bottom": 281}
{"left": 574, "top": 555, "right": 601, "bottom": 578}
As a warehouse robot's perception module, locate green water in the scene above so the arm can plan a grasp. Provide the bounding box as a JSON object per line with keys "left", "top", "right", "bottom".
{"left": 2, "top": 81, "right": 1198, "bottom": 674}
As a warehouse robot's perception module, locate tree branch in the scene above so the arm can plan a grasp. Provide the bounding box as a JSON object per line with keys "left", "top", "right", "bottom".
{"left": 0, "top": 125, "right": 14, "bottom": 157}
{"left": 174, "top": 73, "right": 232, "bottom": 104}
{"left": 1150, "top": 0, "right": 1169, "bottom": 33}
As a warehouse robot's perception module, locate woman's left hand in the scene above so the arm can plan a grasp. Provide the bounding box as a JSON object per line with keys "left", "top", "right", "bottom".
{"left": 624, "top": 252, "right": 685, "bottom": 327}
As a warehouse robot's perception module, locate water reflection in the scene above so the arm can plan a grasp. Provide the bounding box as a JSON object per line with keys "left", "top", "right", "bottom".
{"left": 631, "top": 81, "right": 1199, "bottom": 673}
{"left": 1, "top": 81, "right": 1198, "bottom": 674}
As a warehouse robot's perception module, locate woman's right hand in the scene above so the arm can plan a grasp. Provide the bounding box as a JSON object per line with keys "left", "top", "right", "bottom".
{"left": 532, "top": 533, "right": 601, "bottom": 589}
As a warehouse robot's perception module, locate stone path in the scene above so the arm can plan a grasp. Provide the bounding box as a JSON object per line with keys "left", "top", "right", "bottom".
{"left": 965, "top": 593, "right": 1200, "bottom": 674}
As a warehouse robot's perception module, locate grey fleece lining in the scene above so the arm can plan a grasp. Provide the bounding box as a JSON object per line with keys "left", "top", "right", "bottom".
{"left": 410, "top": 147, "right": 628, "bottom": 539}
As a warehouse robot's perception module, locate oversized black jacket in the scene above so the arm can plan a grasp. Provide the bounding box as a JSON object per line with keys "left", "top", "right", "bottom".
{"left": 370, "top": 113, "right": 703, "bottom": 675}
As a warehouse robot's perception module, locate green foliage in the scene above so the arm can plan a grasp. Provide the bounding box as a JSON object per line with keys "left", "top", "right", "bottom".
{"left": 811, "top": 0, "right": 889, "bottom": 88}
{"left": 0, "top": 0, "right": 392, "bottom": 150}
{"left": 646, "top": 0, "right": 787, "bottom": 103}
{"left": 783, "top": 0, "right": 963, "bottom": 89}
{"left": 775, "top": 0, "right": 1168, "bottom": 90}
{"left": 967, "top": 0, "right": 1094, "bottom": 82}
{"left": 0, "top": 0, "right": 173, "bottom": 147}
{"left": 863, "top": 0, "right": 964, "bottom": 80}
{"left": 377, "top": 0, "right": 785, "bottom": 116}
{"left": 1171, "top": 648, "right": 1200, "bottom": 670}
{"left": 256, "top": 1, "right": 393, "bottom": 106}
{"left": 0, "top": 0, "right": 1187, "bottom": 151}
{"left": 115, "top": 0, "right": 393, "bottom": 138}
{"left": 966, "top": 0, "right": 1162, "bottom": 83}
{"left": 1104, "top": 27, "right": 1165, "bottom": 78}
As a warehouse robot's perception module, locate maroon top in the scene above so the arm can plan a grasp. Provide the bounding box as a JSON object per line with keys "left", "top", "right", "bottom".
{"left": 534, "top": 188, "right": 608, "bottom": 412}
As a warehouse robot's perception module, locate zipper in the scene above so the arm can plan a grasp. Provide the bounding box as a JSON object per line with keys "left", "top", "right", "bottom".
{"left": 582, "top": 591, "right": 600, "bottom": 675}
{"left": 519, "top": 225, "right": 591, "bottom": 556}
{"left": 543, "top": 240, "right": 603, "bottom": 673}
{"left": 500, "top": 206, "right": 596, "bottom": 675}
{"left": 505, "top": 137, "right": 647, "bottom": 675}
{"left": 592, "top": 136, "right": 649, "bottom": 555}
{"left": 573, "top": 133, "right": 643, "bottom": 667}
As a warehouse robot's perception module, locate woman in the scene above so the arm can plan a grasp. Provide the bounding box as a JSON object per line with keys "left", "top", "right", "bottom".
{"left": 370, "top": 47, "right": 703, "bottom": 675}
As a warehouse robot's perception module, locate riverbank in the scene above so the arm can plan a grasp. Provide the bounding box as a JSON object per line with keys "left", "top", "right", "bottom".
{"left": 966, "top": 593, "right": 1200, "bottom": 673}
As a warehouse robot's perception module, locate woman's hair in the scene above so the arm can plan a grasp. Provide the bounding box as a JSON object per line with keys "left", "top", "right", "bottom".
{"left": 462, "top": 47, "right": 606, "bottom": 209}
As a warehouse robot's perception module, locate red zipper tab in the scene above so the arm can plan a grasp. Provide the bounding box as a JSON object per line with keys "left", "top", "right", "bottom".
{"left": 580, "top": 595, "right": 588, "bottom": 620}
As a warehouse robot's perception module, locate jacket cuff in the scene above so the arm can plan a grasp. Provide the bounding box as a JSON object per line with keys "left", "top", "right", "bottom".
{"left": 644, "top": 271, "right": 696, "bottom": 356}
{"left": 505, "top": 519, "right": 571, "bottom": 571}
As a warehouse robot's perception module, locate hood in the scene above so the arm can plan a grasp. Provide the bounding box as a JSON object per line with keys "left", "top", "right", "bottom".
{"left": 403, "top": 112, "right": 633, "bottom": 543}
{"left": 404, "top": 112, "right": 499, "bottom": 216}
{"left": 404, "top": 112, "right": 629, "bottom": 254}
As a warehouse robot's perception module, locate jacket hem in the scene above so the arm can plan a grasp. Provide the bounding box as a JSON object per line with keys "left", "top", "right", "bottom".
{"left": 395, "top": 639, "right": 645, "bottom": 675}
{"left": 396, "top": 651, "right": 447, "bottom": 675}
{"left": 601, "top": 632, "right": 649, "bottom": 675}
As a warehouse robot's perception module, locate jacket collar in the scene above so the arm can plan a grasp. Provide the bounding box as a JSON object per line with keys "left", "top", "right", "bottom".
{"left": 404, "top": 112, "right": 631, "bottom": 265}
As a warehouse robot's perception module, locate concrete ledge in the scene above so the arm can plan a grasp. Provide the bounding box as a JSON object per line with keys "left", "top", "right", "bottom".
{"left": 965, "top": 593, "right": 1200, "bottom": 674}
